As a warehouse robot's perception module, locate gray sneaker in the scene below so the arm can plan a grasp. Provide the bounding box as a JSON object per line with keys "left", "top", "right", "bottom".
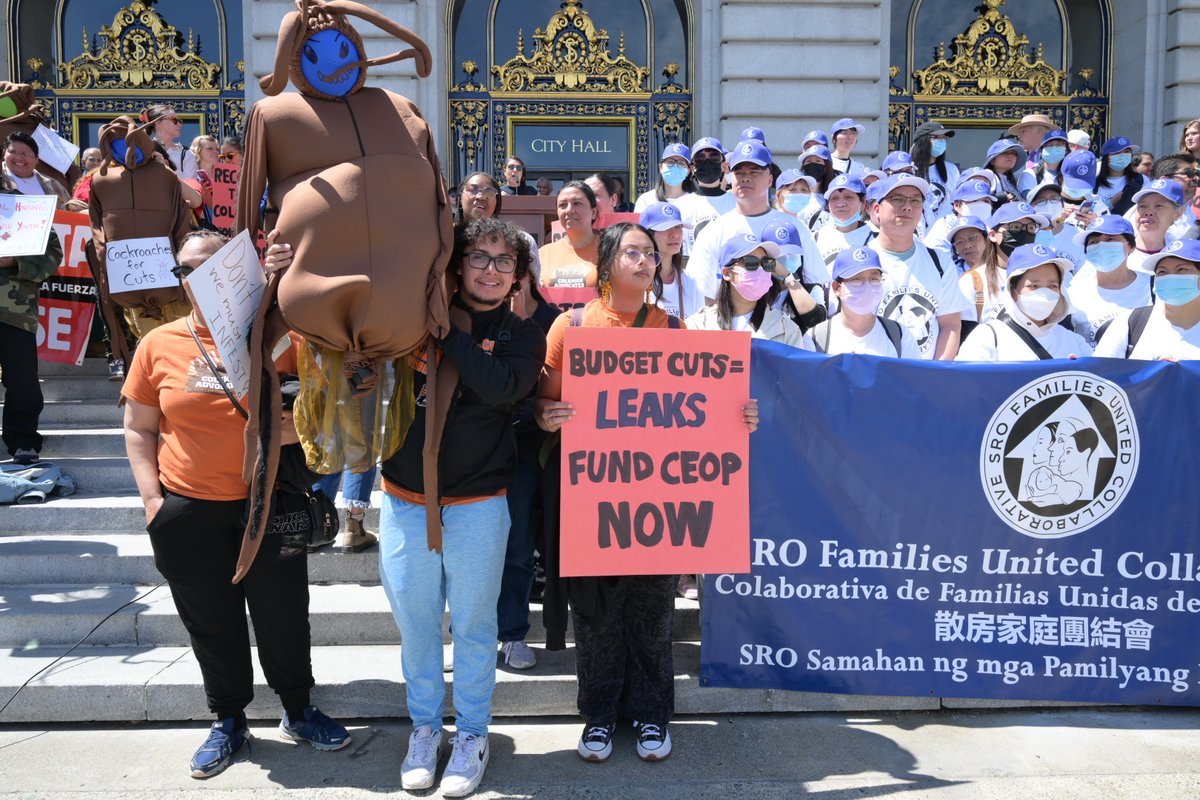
{"left": 500, "top": 640, "right": 536, "bottom": 670}
{"left": 401, "top": 725, "right": 442, "bottom": 790}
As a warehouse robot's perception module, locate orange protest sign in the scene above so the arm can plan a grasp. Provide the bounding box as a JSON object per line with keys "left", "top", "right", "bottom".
{"left": 211, "top": 164, "right": 239, "bottom": 236}
{"left": 559, "top": 327, "right": 752, "bottom": 577}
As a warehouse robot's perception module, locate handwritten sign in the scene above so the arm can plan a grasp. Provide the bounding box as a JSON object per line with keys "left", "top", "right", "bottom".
{"left": 184, "top": 230, "right": 266, "bottom": 396}
{"left": 37, "top": 210, "right": 95, "bottom": 366}
{"left": 210, "top": 164, "right": 239, "bottom": 237}
{"left": 560, "top": 327, "right": 752, "bottom": 577}
{"left": 104, "top": 237, "right": 178, "bottom": 295}
{"left": 31, "top": 124, "right": 80, "bottom": 178}
{"left": 0, "top": 194, "right": 56, "bottom": 258}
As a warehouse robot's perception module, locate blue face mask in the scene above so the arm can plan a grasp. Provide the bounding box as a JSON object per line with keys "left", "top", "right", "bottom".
{"left": 1085, "top": 241, "right": 1127, "bottom": 272}
{"left": 833, "top": 210, "right": 862, "bottom": 226}
{"left": 779, "top": 253, "right": 802, "bottom": 273}
{"left": 930, "top": 139, "right": 948, "bottom": 158}
{"left": 660, "top": 164, "right": 688, "bottom": 188}
{"left": 782, "top": 193, "right": 812, "bottom": 214}
{"left": 300, "top": 30, "right": 362, "bottom": 98}
{"left": 1108, "top": 153, "right": 1133, "bottom": 171}
{"left": 1042, "top": 146, "right": 1067, "bottom": 165}
{"left": 1153, "top": 273, "right": 1200, "bottom": 306}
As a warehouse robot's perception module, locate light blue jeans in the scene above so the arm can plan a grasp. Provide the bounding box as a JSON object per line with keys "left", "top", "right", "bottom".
{"left": 313, "top": 467, "right": 376, "bottom": 511}
{"left": 379, "top": 493, "right": 509, "bottom": 736}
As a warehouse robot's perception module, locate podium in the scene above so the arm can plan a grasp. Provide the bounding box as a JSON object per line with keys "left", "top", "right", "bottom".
{"left": 499, "top": 196, "right": 557, "bottom": 247}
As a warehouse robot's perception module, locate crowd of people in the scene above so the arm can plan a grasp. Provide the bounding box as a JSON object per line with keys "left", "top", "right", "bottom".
{"left": 3, "top": 100, "right": 1200, "bottom": 797}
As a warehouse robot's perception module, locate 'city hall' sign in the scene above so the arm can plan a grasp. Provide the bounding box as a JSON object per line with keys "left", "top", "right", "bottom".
{"left": 512, "top": 124, "right": 628, "bottom": 171}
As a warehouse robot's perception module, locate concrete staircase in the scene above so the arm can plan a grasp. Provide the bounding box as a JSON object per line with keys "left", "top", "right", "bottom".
{"left": 0, "top": 359, "right": 931, "bottom": 723}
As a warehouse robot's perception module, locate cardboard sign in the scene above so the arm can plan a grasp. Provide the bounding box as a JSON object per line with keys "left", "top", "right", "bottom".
{"left": 104, "top": 237, "right": 178, "bottom": 294}
{"left": 0, "top": 194, "right": 57, "bottom": 257}
{"left": 539, "top": 285, "right": 597, "bottom": 312}
{"left": 560, "top": 327, "right": 752, "bottom": 577}
{"left": 210, "top": 164, "right": 239, "bottom": 237}
{"left": 31, "top": 124, "right": 80, "bottom": 177}
{"left": 37, "top": 210, "right": 95, "bottom": 366}
{"left": 183, "top": 230, "right": 266, "bottom": 396}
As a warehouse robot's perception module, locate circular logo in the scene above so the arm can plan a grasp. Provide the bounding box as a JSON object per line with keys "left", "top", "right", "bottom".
{"left": 1032, "top": 244, "right": 1051, "bottom": 257}
{"left": 773, "top": 227, "right": 791, "bottom": 243}
{"left": 741, "top": 143, "right": 754, "bottom": 155}
{"left": 1152, "top": 178, "right": 1169, "bottom": 189}
{"left": 980, "top": 371, "right": 1139, "bottom": 538}
{"left": 852, "top": 248, "right": 869, "bottom": 262}
{"left": 1167, "top": 240, "right": 1184, "bottom": 253}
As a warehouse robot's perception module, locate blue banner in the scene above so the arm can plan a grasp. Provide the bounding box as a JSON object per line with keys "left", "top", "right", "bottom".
{"left": 701, "top": 342, "right": 1200, "bottom": 705}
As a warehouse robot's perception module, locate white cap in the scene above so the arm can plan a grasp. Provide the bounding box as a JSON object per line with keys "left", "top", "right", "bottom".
{"left": 1067, "top": 129, "right": 1091, "bottom": 148}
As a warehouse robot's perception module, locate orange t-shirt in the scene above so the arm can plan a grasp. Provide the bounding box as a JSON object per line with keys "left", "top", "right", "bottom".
{"left": 538, "top": 234, "right": 600, "bottom": 288}
{"left": 122, "top": 318, "right": 301, "bottom": 501}
{"left": 544, "top": 299, "right": 683, "bottom": 373}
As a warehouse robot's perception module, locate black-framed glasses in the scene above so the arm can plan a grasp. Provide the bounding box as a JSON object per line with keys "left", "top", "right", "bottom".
{"left": 170, "top": 265, "right": 195, "bottom": 279}
{"left": 621, "top": 249, "right": 662, "bottom": 266}
{"left": 693, "top": 151, "right": 723, "bottom": 163}
{"left": 1172, "top": 170, "right": 1200, "bottom": 180}
{"left": 464, "top": 250, "right": 516, "bottom": 273}
{"left": 1001, "top": 222, "right": 1039, "bottom": 234}
{"left": 504, "top": 164, "right": 523, "bottom": 172}
{"left": 462, "top": 185, "right": 498, "bottom": 198}
{"left": 729, "top": 255, "right": 777, "bottom": 272}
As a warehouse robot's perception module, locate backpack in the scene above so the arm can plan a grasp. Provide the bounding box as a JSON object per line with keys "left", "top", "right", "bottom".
{"left": 1124, "top": 305, "right": 1154, "bottom": 358}
{"left": 810, "top": 316, "right": 905, "bottom": 357}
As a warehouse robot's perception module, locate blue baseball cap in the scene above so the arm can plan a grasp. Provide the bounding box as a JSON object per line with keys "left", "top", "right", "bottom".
{"left": 823, "top": 173, "right": 867, "bottom": 199}
{"left": 881, "top": 151, "right": 915, "bottom": 173}
{"left": 801, "top": 130, "right": 829, "bottom": 148}
{"left": 1132, "top": 177, "right": 1185, "bottom": 206}
{"left": 1038, "top": 129, "right": 1070, "bottom": 149}
{"left": 775, "top": 168, "right": 816, "bottom": 192}
{"left": 717, "top": 231, "right": 782, "bottom": 269}
{"left": 660, "top": 142, "right": 691, "bottom": 162}
{"left": 952, "top": 179, "right": 995, "bottom": 202}
{"left": 957, "top": 167, "right": 998, "bottom": 187}
{"left": 985, "top": 139, "right": 1025, "bottom": 165}
{"left": 988, "top": 201, "right": 1048, "bottom": 231}
{"left": 1100, "top": 135, "right": 1139, "bottom": 157}
{"left": 873, "top": 173, "right": 932, "bottom": 201}
{"left": 639, "top": 201, "right": 691, "bottom": 231}
{"left": 830, "top": 118, "right": 866, "bottom": 137}
{"left": 1139, "top": 238, "right": 1200, "bottom": 272}
{"left": 1073, "top": 213, "right": 1135, "bottom": 247}
{"left": 691, "top": 136, "right": 725, "bottom": 156}
{"left": 799, "top": 144, "right": 831, "bottom": 164}
{"left": 1060, "top": 150, "right": 1098, "bottom": 196}
{"left": 1025, "top": 180, "right": 1062, "bottom": 204}
{"left": 759, "top": 218, "right": 806, "bottom": 255}
{"left": 740, "top": 126, "right": 766, "bottom": 143}
{"left": 831, "top": 247, "right": 883, "bottom": 282}
{"left": 1005, "top": 244, "right": 1073, "bottom": 282}
{"left": 948, "top": 215, "right": 988, "bottom": 240}
{"left": 863, "top": 169, "right": 887, "bottom": 185}
{"left": 727, "top": 139, "right": 772, "bottom": 167}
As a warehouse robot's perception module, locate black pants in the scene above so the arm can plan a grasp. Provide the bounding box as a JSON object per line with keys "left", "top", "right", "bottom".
{"left": 572, "top": 575, "right": 676, "bottom": 728}
{"left": 0, "top": 323, "right": 43, "bottom": 456}
{"left": 148, "top": 491, "right": 314, "bottom": 718}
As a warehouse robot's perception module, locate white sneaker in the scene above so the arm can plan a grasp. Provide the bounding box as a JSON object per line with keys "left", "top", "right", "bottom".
{"left": 500, "top": 640, "right": 536, "bottom": 670}
{"left": 441, "top": 733, "right": 489, "bottom": 797}
{"left": 634, "top": 721, "right": 672, "bottom": 761}
{"left": 400, "top": 725, "right": 442, "bottom": 790}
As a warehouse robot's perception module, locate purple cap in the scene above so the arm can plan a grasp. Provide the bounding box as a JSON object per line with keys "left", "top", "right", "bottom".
{"left": 639, "top": 201, "right": 691, "bottom": 231}
{"left": 988, "top": 201, "right": 1048, "bottom": 231}
{"left": 881, "top": 151, "right": 915, "bottom": 173}
{"left": 1060, "top": 150, "right": 1098, "bottom": 196}
{"left": 775, "top": 168, "right": 816, "bottom": 191}
{"left": 948, "top": 215, "right": 988, "bottom": 240}
{"left": 661, "top": 142, "right": 692, "bottom": 162}
{"left": 1100, "top": 136, "right": 1139, "bottom": 157}
{"left": 863, "top": 169, "right": 888, "bottom": 185}
{"left": 799, "top": 144, "right": 831, "bottom": 164}
{"left": 1073, "top": 213, "right": 1135, "bottom": 247}
{"left": 873, "top": 173, "right": 932, "bottom": 201}
{"left": 1132, "top": 177, "right": 1185, "bottom": 206}
{"left": 1005, "top": 243, "right": 1073, "bottom": 282}
{"left": 1038, "top": 129, "right": 1070, "bottom": 149}
{"left": 1139, "top": 238, "right": 1200, "bottom": 272}
{"left": 1025, "top": 180, "right": 1062, "bottom": 204}
{"left": 759, "top": 218, "right": 806, "bottom": 255}
{"left": 952, "top": 179, "right": 995, "bottom": 202}
{"left": 831, "top": 246, "right": 883, "bottom": 281}
{"left": 823, "top": 173, "right": 867, "bottom": 199}
{"left": 740, "top": 126, "right": 766, "bottom": 144}
{"left": 717, "top": 231, "right": 781, "bottom": 269}
{"left": 830, "top": 118, "right": 866, "bottom": 137}
{"left": 727, "top": 139, "right": 772, "bottom": 168}
{"left": 691, "top": 136, "right": 725, "bottom": 157}
{"left": 801, "top": 130, "right": 830, "bottom": 148}
{"left": 986, "top": 139, "right": 1025, "bottom": 165}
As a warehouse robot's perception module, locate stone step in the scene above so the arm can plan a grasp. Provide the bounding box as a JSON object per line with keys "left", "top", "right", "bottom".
{"left": 40, "top": 428, "right": 126, "bottom": 458}
{"left": 26, "top": 457, "right": 133, "bottom": 493}
{"left": 0, "top": 642, "right": 931, "bottom": 723}
{"left": 0, "top": 581, "right": 700, "bottom": 648}
{"left": 38, "top": 376, "right": 124, "bottom": 402}
{"left": 37, "top": 400, "right": 124, "bottom": 428}
{"left": 39, "top": 358, "right": 111, "bottom": 378}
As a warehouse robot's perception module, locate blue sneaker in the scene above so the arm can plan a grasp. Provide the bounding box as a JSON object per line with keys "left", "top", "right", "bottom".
{"left": 279, "top": 705, "right": 351, "bottom": 751}
{"left": 190, "top": 717, "right": 249, "bottom": 779}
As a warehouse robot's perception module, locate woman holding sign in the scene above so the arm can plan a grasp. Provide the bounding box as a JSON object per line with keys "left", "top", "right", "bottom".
{"left": 536, "top": 222, "right": 758, "bottom": 764}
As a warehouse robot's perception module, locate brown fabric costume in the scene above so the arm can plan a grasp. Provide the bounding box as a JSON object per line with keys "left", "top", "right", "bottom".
{"left": 0, "top": 82, "right": 79, "bottom": 191}
{"left": 88, "top": 116, "right": 192, "bottom": 364}
{"left": 234, "top": 0, "right": 454, "bottom": 581}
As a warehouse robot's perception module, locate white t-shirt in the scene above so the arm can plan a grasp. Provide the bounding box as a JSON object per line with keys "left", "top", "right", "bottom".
{"left": 686, "top": 207, "right": 824, "bottom": 299}
{"left": 956, "top": 305, "right": 1092, "bottom": 361}
{"left": 674, "top": 191, "right": 736, "bottom": 254}
{"left": 956, "top": 267, "right": 1007, "bottom": 324}
{"left": 801, "top": 316, "right": 919, "bottom": 357}
{"left": 651, "top": 269, "right": 704, "bottom": 320}
{"left": 869, "top": 240, "right": 966, "bottom": 359}
{"left": 8, "top": 173, "right": 44, "bottom": 196}
{"left": 831, "top": 156, "right": 869, "bottom": 177}
{"left": 1093, "top": 304, "right": 1200, "bottom": 360}
{"left": 1066, "top": 265, "right": 1153, "bottom": 347}
{"left": 815, "top": 223, "right": 875, "bottom": 272}
{"left": 922, "top": 161, "right": 961, "bottom": 229}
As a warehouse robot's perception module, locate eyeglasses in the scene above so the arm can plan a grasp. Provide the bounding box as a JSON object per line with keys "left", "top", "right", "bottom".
{"left": 170, "top": 265, "right": 195, "bottom": 279}
{"left": 1171, "top": 170, "right": 1200, "bottom": 180}
{"left": 1001, "top": 222, "right": 1040, "bottom": 234}
{"left": 693, "top": 151, "right": 723, "bottom": 163}
{"left": 883, "top": 195, "right": 924, "bottom": 209}
{"left": 464, "top": 250, "right": 516, "bottom": 273}
{"left": 463, "top": 185, "right": 498, "bottom": 198}
{"left": 842, "top": 277, "right": 883, "bottom": 287}
{"left": 728, "top": 255, "right": 777, "bottom": 271}
{"left": 953, "top": 232, "right": 984, "bottom": 246}
{"left": 621, "top": 249, "right": 662, "bottom": 266}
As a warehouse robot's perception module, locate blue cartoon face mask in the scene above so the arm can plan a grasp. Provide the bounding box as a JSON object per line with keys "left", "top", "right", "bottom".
{"left": 300, "top": 30, "right": 362, "bottom": 98}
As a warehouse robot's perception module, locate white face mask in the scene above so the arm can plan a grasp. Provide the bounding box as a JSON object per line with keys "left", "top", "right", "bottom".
{"left": 1017, "top": 287, "right": 1060, "bottom": 321}
{"left": 1034, "top": 199, "right": 1063, "bottom": 219}
{"left": 964, "top": 200, "right": 992, "bottom": 221}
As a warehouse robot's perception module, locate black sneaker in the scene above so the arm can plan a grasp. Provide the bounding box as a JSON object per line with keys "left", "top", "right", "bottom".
{"left": 190, "top": 717, "right": 250, "bottom": 779}
{"left": 11, "top": 449, "right": 38, "bottom": 466}
{"left": 577, "top": 723, "right": 614, "bottom": 761}
{"left": 633, "top": 720, "right": 672, "bottom": 761}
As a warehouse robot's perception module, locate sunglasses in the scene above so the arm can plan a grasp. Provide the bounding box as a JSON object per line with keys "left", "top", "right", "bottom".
{"left": 170, "top": 265, "right": 195, "bottom": 279}
{"left": 693, "top": 151, "right": 723, "bottom": 163}
{"left": 728, "top": 255, "right": 777, "bottom": 271}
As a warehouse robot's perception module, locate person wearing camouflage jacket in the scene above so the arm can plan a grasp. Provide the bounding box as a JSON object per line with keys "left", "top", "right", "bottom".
{"left": 0, "top": 183, "right": 63, "bottom": 463}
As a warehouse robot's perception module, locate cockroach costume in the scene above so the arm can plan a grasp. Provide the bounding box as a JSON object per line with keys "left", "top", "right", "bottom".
{"left": 88, "top": 116, "right": 193, "bottom": 364}
{"left": 0, "top": 82, "right": 79, "bottom": 191}
{"left": 234, "top": 0, "right": 456, "bottom": 581}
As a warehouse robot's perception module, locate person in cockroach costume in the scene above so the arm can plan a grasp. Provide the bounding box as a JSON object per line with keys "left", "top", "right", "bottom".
{"left": 0, "top": 82, "right": 79, "bottom": 193}
{"left": 234, "top": 0, "right": 455, "bottom": 582}
{"left": 88, "top": 116, "right": 193, "bottom": 365}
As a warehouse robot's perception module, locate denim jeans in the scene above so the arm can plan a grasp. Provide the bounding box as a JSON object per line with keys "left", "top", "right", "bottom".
{"left": 313, "top": 466, "right": 376, "bottom": 510}
{"left": 378, "top": 493, "right": 509, "bottom": 736}
{"left": 497, "top": 459, "right": 540, "bottom": 642}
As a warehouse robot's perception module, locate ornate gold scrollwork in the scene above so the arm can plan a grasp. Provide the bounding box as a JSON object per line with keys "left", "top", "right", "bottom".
{"left": 654, "top": 100, "right": 688, "bottom": 144}
{"left": 58, "top": 0, "right": 221, "bottom": 91}
{"left": 911, "top": 0, "right": 1067, "bottom": 98}
{"left": 888, "top": 102, "right": 909, "bottom": 150}
{"left": 491, "top": 0, "right": 649, "bottom": 93}
{"left": 451, "top": 99, "right": 489, "bottom": 164}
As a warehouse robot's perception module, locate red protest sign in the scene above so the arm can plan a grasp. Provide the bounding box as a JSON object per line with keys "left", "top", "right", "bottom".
{"left": 559, "top": 327, "right": 752, "bottom": 577}
{"left": 211, "top": 164, "right": 239, "bottom": 236}
{"left": 37, "top": 210, "right": 95, "bottom": 366}
{"left": 540, "top": 285, "right": 597, "bottom": 312}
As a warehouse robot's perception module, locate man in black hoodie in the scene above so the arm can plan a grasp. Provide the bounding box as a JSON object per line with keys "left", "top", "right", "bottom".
{"left": 379, "top": 216, "right": 546, "bottom": 797}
